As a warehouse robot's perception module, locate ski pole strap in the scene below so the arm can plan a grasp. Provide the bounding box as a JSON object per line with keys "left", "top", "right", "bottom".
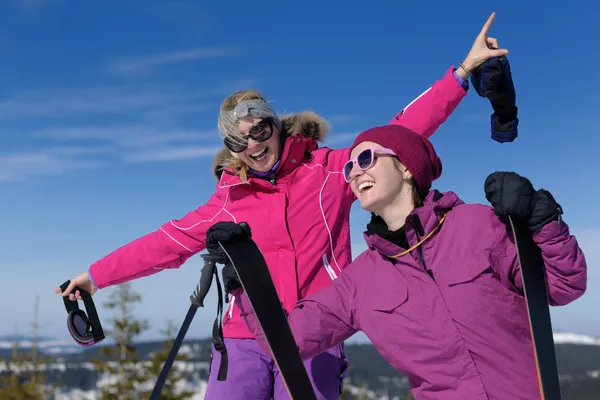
{"left": 211, "top": 265, "right": 228, "bottom": 381}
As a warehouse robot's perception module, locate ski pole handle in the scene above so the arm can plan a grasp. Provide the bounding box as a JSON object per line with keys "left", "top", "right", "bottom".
{"left": 191, "top": 256, "right": 218, "bottom": 307}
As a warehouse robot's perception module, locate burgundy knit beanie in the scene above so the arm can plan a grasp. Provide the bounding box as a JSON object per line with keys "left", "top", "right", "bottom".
{"left": 349, "top": 125, "right": 442, "bottom": 194}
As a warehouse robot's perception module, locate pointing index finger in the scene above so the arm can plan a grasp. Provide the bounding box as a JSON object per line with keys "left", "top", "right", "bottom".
{"left": 480, "top": 12, "right": 497, "bottom": 36}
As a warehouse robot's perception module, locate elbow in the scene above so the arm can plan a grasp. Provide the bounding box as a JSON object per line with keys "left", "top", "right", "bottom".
{"left": 549, "top": 285, "right": 586, "bottom": 306}
{"left": 548, "top": 271, "right": 587, "bottom": 306}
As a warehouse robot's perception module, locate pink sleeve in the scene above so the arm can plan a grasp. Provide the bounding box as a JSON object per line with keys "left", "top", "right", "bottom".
{"left": 89, "top": 190, "right": 229, "bottom": 289}
{"left": 389, "top": 66, "right": 467, "bottom": 138}
{"left": 234, "top": 266, "right": 359, "bottom": 361}
{"left": 324, "top": 67, "right": 466, "bottom": 196}
{"left": 493, "top": 219, "right": 587, "bottom": 306}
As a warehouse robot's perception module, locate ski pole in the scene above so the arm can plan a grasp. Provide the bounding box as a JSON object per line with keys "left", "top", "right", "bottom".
{"left": 149, "top": 255, "right": 220, "bottom": 400}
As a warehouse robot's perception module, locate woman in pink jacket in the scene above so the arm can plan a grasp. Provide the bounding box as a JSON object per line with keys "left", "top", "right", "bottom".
{"left": 220, "top": 124, "right": 587, "bottom": 400}
{"left": 56, "top": 13, "right": 508, "bottom": 400}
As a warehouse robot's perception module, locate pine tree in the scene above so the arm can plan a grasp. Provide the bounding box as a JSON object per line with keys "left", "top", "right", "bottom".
{"left": 0, "top": 296, "right": 57, "bottom": 399}
{"left": 402, "top": 389, "right": 416, "bottom": 400}
{"left": 138, "top": 319, "right": 195, "bottom": 399}
{"left": 92, "top": 282, "right": 149, "bottom": 400}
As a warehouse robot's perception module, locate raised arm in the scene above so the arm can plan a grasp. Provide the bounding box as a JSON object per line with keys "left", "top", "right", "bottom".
{"left": 391, "top": 12, "right": 509, "bottom": 138}
{"left": 388, "top": 67, "right": 468, "bottom": 138}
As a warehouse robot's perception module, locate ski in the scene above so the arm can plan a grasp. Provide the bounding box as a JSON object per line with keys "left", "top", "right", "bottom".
{"left": 508, "top": 216, "right": 562, "bottom": 400}
{"left": 219, "top": 237, "right": 318, "bottom": 400}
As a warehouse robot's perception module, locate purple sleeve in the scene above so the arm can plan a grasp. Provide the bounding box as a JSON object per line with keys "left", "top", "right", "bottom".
{"left": 88, "top": 267, "right": 98, "bottom": 288}
{"left": 531, "top": 220, "right": 587, "bottom": 306}
{"left": 235, "top": 269, "right": 359, "bottom": 360}
{"left": 493, "top": 219, "right": 587, "bottom": 307}
{"left": 453, "top": 70, "right": 469, "bottom": 90}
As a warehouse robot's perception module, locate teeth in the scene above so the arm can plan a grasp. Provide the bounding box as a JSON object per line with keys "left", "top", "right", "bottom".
{"left": 251, "top": 148, "right": 267, "bottom": 157}
{"left": 358, "top": 182, "right": 374, "bottom": 192}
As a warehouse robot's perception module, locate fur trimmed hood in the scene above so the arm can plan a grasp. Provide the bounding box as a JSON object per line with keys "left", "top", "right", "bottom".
{"left": 212, "top": 111, "right": 330, "bottom": 180}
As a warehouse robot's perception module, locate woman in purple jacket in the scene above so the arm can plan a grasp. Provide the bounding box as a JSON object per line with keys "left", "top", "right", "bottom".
{"left": 210, "top": 124, "right": 588, "bottom": 400}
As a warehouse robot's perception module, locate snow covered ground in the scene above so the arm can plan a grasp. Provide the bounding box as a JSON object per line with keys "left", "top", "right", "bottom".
{"left": 1, "top": 331, "right": 599, "bottom": 399}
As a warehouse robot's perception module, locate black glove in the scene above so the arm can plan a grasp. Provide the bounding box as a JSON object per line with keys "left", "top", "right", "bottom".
{"left": 529, "top": 189, "right": 563, "bottom": 232}
{"left": 206, "top": 222, "right": 252, "bottom": 293}
{"left": 471, "top": 56, "right": 519, "bottom": 143}
{"left": 484, "top": 172, "right": 562, "bottom": 232}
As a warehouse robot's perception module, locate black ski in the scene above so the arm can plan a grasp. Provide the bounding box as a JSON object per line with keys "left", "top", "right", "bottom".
{"left": 219, "top": 237, "right": 318, "bottom": 400}
{"left": 508, "top": 216, "right": 562, "bottom": 400}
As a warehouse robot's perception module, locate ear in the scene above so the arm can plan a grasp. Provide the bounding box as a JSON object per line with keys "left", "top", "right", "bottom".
{"left": 396, "top": 161, "right": 412, "bottom": 180}
{"left": 230, "top": 151, "right": 240, "bottom": 159}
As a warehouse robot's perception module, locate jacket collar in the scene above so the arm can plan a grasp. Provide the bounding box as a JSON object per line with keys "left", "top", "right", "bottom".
{"left": 363, "top": 190, "right": 464, "bottom": 258}
{"left": 217, "top": 135, "right": 317, "bottom": 189}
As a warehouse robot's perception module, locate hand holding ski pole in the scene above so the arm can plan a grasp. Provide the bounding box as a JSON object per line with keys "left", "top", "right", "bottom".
{"left": 206, "top": 221, "right": 251, "bottom": 292}
{"left": 484, "top": 172, "right": 563, "bottom": 232}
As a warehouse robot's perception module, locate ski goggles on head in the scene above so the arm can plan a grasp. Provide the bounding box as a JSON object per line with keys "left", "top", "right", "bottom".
{"left": 343, "top": 147, "right": 397, "bottom": 182}
{"left": 223, "top": 117, "right": 276, "bottom": 153}
{"left": 59, "top": 280, "right": 105, "bottom": 347}
{"left": 218, "top": 98, "right": 283, "bottom": 153}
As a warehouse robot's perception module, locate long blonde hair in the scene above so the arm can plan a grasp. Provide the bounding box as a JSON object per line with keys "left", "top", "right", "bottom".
{"left": 217, "top": 89, "right": 269, "bottom": 182}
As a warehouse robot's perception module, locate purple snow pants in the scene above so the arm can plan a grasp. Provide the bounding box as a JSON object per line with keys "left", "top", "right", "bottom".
{"left": 204, "top": 338, "right": 348, "bottom": 400}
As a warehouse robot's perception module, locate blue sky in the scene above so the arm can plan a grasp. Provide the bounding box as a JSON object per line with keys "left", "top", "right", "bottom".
{"left": 1, "top": 0, "right": 598, "bottom": 344}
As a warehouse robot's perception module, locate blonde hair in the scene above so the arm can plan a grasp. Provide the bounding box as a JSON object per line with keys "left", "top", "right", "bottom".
{"left": 217, "top": 89, "right": 268, "bottom": 182}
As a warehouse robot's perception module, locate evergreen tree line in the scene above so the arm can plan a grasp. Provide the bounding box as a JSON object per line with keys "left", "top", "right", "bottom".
{"left": 0, "top": 284, "right": 396, "bottom": 400}
{"left": 0, "top": 283, "right": 193, "bottom": 400}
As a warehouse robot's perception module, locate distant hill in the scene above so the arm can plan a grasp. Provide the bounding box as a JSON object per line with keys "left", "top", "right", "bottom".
{"left": 1, "top": 332, "right": 599, "bottom": 399}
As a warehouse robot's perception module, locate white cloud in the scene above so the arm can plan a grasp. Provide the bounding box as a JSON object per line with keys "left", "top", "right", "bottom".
{"left": 0, "top": 77, "right": 262, "bottom": 181}
{"left": 0, "top": 85, "right": 206, "bottom": 120}
{"left": 107, "top": 46, "right": 236, "bottom": 75}
{"left": 35, "top": 125, "right": 216, "bottom": 148}
{"left": 322, "top": 131, "right": 360, "bottom": 146}
{"left": 328, "top": 113, "right": 369, "bottom": 126}
{"left": 0, "top": 125, "right": 225, "bottom": 181}
{"left": 0, "top": 77, "right": 258, "bottom": 121}
{"left": 0, "top": 146, "right": 111, "bottom": 182}
{"left": 124, "top": 145, "right": 223, "bottom": 163}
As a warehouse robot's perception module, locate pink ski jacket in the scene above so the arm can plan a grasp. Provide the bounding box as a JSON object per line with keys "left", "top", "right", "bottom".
{"left": 89, "top": 66, "right": 467, "bottom": 339}
{"left": 236, "top": 190, "right": 587, "bottom": 399}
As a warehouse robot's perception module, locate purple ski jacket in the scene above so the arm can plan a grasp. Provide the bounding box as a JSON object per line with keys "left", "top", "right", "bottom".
{"left": 235, "top": 190, "right": 587, "bottom": 400}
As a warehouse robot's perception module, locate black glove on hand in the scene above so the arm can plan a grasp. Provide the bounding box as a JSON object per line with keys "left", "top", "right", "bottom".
{"left": 485, "top": 172, "right": 535, "bottom": 221}
{"left": 529, "top": 189, "right": 563, "bottom": 232}
{"left": 484, "top": 172, "right": 562, "bottom": 232}
{"left": 205, "top": 222, "right": 252, "bottom": 293}
{"left": 206, "top": 222, "right": 252, "bottom": 262}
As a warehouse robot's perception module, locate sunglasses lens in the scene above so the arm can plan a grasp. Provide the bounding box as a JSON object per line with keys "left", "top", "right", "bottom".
{"left": 343, "top": 161, "right": 353, "bottom": 181}
{"left": 72, "top": 313, "right": 88, "bottom": 336}
{"left": 224, "top": 136, "right": 247, "bottom": 153}
{"left": 357, "top": 149, "right": 374, "bottom": 169}
{"left": 249, "top": 120, "right": 273, "bottom": 143}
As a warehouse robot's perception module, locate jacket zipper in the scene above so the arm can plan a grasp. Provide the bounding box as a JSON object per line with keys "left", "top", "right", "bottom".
{"left": 269, "top": 139, "right": 296, "bottom": 186}
{"left": 410, "top": 215, "right": 435, "bottom": 280}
